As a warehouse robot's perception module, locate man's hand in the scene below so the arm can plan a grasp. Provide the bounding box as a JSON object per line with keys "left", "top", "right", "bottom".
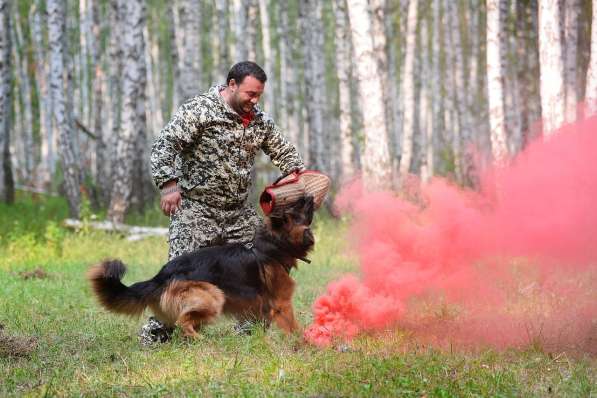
{"left": 160, "top": 180, "right": 181, "bottom": 216}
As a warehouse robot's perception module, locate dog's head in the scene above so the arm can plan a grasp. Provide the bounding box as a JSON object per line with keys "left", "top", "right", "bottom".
{"left": 266, "top": 195, "right": 315, "bottom": 250}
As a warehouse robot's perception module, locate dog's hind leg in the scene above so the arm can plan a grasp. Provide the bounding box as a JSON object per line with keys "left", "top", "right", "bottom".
{"left": 161, "top": 281, "right": 225, "bottom": 338}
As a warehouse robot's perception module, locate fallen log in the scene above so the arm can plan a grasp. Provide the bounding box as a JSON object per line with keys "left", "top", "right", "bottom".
{"left": 63, "top": 219, "right": 168, "bottom": 241}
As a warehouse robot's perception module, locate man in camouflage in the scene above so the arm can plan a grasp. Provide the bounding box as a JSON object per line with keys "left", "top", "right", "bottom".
{"left": 139, "top": 61, "right": 305, "bottom": 345}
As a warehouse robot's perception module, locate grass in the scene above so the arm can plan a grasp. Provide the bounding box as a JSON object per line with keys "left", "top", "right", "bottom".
{"left": 0, "top": 196, "right": 595, "bottom": 397}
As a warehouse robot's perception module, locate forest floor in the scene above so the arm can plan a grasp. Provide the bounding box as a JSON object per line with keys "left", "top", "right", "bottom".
{"left": 0, "top": 195, "right": 595, "bottom": 397}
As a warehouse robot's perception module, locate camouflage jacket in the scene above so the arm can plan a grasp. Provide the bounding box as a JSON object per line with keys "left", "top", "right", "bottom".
{"left": 151, "top": 85, "right": 304, "bottom": 209}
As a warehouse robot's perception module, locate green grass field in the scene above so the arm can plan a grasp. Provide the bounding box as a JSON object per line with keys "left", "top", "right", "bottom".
{"left": 0, "top": 197, "right": 595, "bottom": 397}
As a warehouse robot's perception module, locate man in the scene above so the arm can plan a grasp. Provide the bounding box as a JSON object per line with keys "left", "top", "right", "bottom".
{"left": 140, "top": 61, "right": 305, "bottom": 345}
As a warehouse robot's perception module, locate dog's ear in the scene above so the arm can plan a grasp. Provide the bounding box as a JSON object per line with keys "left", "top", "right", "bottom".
{"left": 268, "top": 210, "right": 285, "bottom": 229}
{"left": 304, "top": 195, "right": 314, "bottom": 225}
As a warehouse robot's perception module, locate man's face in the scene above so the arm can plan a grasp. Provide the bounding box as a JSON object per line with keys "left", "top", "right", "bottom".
{"left": 228, "top": 75, "right": 264, "bottom": 115}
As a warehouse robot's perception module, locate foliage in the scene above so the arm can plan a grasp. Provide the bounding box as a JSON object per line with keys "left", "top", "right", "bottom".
{"left": 0, "top": 197, "right": 595, "bottom": 396}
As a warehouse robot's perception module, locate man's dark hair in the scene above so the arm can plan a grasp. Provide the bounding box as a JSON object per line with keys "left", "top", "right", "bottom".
{"left": 226, "top": 61, "right": 267, "bottom": 85}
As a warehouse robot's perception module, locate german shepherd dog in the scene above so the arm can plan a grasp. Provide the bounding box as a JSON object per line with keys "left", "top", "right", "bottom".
{"left": 88, "top": 196, "right": 315, "bottom": 338}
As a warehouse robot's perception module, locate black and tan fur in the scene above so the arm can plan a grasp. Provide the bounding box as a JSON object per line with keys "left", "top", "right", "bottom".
{"left": 87, "top": 196, "right": 315, "bottom": 337}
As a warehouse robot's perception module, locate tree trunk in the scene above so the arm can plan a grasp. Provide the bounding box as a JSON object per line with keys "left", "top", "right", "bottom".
{"left": 563, "top": 0, "right": 579, "bottom": 122}
{"left": 333, "top": 0, "right": 355, "bottom": 183}
{"left": 247, "top": 0, "right": 258, "bottom": 62}
{"left": 299, "top": 0, "right": 327, "bottom": 172}
{"left": 0, "top": 0, "right": 13, "bottom": 203}
{"left": 174, "top": 0, "right": 202, "bottom": 103}
{"left": 258, "top": 0, "right": 273, "bottom": 114}
{"left": 347, "top": 0, "right": 392, "bottom": 190}
{"left": 538, "top": 0, "right": 565, "bottom": 134}
{"left": 487, "top": 0, "right": 509, "bottom": 163}
{"left": 11, "top": 13, "right": 34, "bottom": 182}
{"left": 233, "top": 0, "right": 248, "bottom": 61}
{"left": 30, "top": 1, "right": 55, "bottom": 188}
{"left": 214, "top": 0, "right": 230, "bottom": 82}
{"left": 429, "top": 0, "right": 442, "bottom": 179}
{"left": 90, "top": 0, "right": 105, "bottom": 207}
{"left": 48, "top": 0, "right": 81, "bottom": 218}
{"left": 584, "top": 0, "right": 597, "bottom": 115}
{"left": 108, "top": 0, "right": 146, "bottom": 223}
{"left": 399, "top": 0, "right": 418, "bottom": 180}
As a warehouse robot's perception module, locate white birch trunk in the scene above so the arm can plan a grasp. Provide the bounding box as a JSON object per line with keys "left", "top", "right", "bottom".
{"left": 247, "top": 0, "right": 258, "bottom": 61}
{"left": 429, "top": 0, "right": 442, "bottom": 178}
{"left": 30, "top": 2, "right": 54, "bottom": 187}
{"left": 486, "top": 0, "right": 509, "bottom": 163}
{"left": 504, "top": 1, "right": 523, "bottom": 155}
{"left": 233, "top": 0, "right": 248, "bottom": 61}
{"left": 48, "top": 0, "right": 81, "bottom": 218}
{"left": 107, "top": 0, "right": 124, "bottom": 196}
{"left": 258, "top": 0, "right": 273, "bottom": 113}
{"left": 333, "top": 0, "right": 355, "bottom": 183}
{"left": 347, "top": 0, "right": 392, "bottom": 190}
{"left": 108, "top": 0, "right": 146, "bottom": 222}
{"left": 538, "top": 0, "right": 566, "bottom": 134}
{"left": 0, "top": 0, "right": 13, "bottom": 202}
{"left": 214, "top": 0, "right": 229, "bottom": 82}
{"left": 79, "top": 0, "right": 91, "bottom": 126}
{"left": 299, "top": 0, "right": 327, "bottom": 172}
{"left": 586, "top": 0, "right": 597, "bottom": 115}
{"left": 174, "top": 0, "right": 202, "bottom": 103}
{"left": 12, "top": 15, "right": 34, "bottom": 181}
{"left": 399, "top": 0, "right": 418, "bottom": 179}
{"left": 563, "top": 0, "right": 579, "bottom": 122}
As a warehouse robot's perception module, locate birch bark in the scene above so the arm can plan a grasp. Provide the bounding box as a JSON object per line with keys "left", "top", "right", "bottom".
{"left": 174, "top": 0, "right": 202, "bottom": 102}
{"left": 258, "top": 0, "right": 273, "bottom": 113}
{"left": 0, "top": 0, "right": 13, "bottom": 202}
{"left": 299, "top": 0, "right": 326, "bottom": 171}
{"left": 108, "top": 0, "right": 147, "bottom": 222}
{"left": 486, "top": 0, "right": 509, "bottom": 163}
{"left": 333, "top": 0, "right": 355, "bottom": 182}
{"left": 584, "top": 0, "right": 597, "bottom": 115}
{"left": 30, "top": 1, "right": 54, "bottom": 187}
{"left": 48, "top": 0, "right": 81, "bottom": 217}
{"left": 399, "top": 0, "right": 418, "bottom": 179}
{"left": 563, "top": 0, "right": 579, "bottom": 122}
{"left": 538, "top": 0, "right": 566, "bottom": 134}
{"left": 347, "top": 0, "right": 392, "bottom": 190}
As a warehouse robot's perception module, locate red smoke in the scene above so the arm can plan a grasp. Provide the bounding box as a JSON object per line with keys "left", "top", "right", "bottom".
{"left": 305, "top": 115, "right": 597, "bottom": 352}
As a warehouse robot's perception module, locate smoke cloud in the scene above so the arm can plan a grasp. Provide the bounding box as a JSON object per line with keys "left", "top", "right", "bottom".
{"left": 305, "top": 115, "right": 597, "bottom": 353}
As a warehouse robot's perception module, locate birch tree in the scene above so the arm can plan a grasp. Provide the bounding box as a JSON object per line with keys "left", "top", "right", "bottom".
{"left": 347, "top": 0, "right": 392, "bottom": 190}
{"left": 258, "top": 0, "right": 273, "bottom": 114}
{"left": 108, "top": 0, "right": 147, "bottom": 222}
{"left": 299, "top": 0, "right": 327, "bottom": 171}
{"left": 585, "top": 0, "right": 597, "bottom": 115}
{"left": 333, "top": 0, "right": 355, "bottom": 182}
{"left": 11, "top": 12, "right": 34, "bottom": 180}
{"left": 30, "top": 1, "right": 54, "bottom": 188}
{"left": 538, "top": 0, "right": 565, "bottom": 134}
{"left": 214, "top": 0, "right": 230, "bottom": 82}
{"left": 0, "top": 0, "right": 13, "bottom": 203}
{"left": 563, "top": 0, "right": 579, "bottom": 122}
{"left": 487, "top": 0, "right": 509, "bottom": 163}
{"left": 398, "top": 0, "right": 418, "bottom": 179}
{"left": 48, "top": 0, "right": 81, "bottom": 217}
{"left": 174, "top": 0, "right": 202, "bottom": 103}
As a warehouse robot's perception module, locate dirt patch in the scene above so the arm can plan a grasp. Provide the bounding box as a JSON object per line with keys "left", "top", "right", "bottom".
{"left": 18, "top": 268, "right": 49, "bottom": 280}
{"left": 0, "top": 324, "right": 38, "bottom": 358}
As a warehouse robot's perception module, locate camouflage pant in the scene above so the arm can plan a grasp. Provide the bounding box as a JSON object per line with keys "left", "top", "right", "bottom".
{"left": 168, "top": 195, "right": 261, "bottom": 259}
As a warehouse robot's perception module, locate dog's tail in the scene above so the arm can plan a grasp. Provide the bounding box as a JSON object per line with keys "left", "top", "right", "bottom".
{"left": 87, "top": 259, "right": 158, "bottom": 317}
